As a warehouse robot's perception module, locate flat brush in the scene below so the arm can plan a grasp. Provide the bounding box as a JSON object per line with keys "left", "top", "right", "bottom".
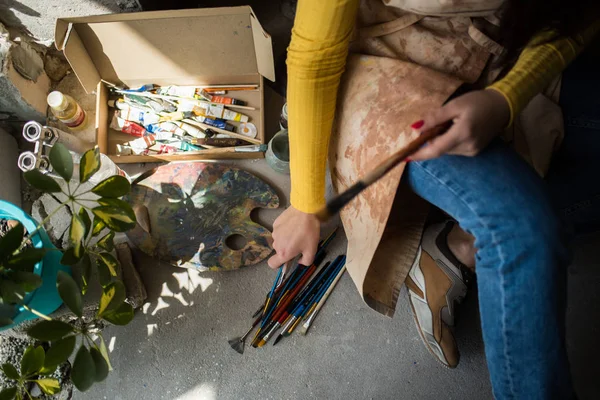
{"left": 314, "top": 121, "right": 452, "bottom": 222}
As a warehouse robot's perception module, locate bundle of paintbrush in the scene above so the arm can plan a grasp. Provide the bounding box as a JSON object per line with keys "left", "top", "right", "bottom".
{"left": 228, "top": 229, "right": 347, "bottom": 354}
{"left": 106, "top": 84, "right": 262, "bottom": 156}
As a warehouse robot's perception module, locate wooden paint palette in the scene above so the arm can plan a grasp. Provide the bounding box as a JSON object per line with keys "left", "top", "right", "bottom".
{"left": 125, "top": 163, "right": 279, "bottom": 271}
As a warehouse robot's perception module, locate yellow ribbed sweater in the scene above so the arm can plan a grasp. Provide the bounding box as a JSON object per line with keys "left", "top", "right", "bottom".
{"left": 287, "top": 0, "right": 599, "bottom": 213}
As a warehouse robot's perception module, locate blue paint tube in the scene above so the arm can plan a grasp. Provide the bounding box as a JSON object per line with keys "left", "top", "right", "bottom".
{"left": 192, "top": 116, "right": 234, "bottom": 131}
{"left": 123, "top": 84, "right": 157, "bottom": 93}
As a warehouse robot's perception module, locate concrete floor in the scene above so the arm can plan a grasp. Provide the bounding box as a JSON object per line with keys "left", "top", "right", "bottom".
{"left": 77, "top": 154, "right": 600, "bottom": 400}
{"left": 80, "top": 157, "right": 496, "bottom": 400}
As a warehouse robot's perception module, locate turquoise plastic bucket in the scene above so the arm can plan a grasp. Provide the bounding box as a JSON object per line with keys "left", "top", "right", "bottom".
{"left": 0, "top": 200, "right": 70, "bottom": 330}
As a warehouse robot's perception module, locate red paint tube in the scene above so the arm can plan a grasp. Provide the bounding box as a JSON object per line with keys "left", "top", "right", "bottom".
{"left": 109, "top": 113, "right": 147, "bottom": 137}
{"left": 199, "top": 89, "right": 246, "bottom": 106}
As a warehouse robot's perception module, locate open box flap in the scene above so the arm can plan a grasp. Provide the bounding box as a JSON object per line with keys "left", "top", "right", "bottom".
{"left": 55, "top": 7, "right": 275, "bottom": 93}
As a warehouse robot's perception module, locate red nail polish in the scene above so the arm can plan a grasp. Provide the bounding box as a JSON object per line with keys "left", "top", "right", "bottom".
{"left": 411, "top": 120, "right": 425, "bottom": 130}
{"left": 405, "top": 157, "right": 412, "bottom": 162}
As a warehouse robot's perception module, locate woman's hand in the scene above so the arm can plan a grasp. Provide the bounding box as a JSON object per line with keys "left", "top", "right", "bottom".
{"left": 410, "top": 89, "right": 511, "bottom": 160}
{"left": 267, "top": 206, "right": 320, "bottom": 269}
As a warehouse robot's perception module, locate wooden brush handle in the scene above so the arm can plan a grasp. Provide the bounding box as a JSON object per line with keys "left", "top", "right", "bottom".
{"left": 315, "top": 121, "right": 452, "bottom": 222}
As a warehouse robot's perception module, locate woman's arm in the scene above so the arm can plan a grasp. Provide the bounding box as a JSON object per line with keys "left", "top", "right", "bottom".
{"left": 488, "top": 21, "right": 600, "bottom": 126}
{"left": 411, "top": 20, "right": 600, "bottom": 160}
{"left": 287, "top": 0, "right": 360, "bottom": 214}
{"left": 267, "top": 0, "right": 359, "bottom": 268}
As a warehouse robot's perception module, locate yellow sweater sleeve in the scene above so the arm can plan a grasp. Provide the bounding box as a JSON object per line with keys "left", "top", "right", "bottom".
{"left": 287, "top": 0, "right": 360, "bottom": 213}
{"left": 488, "top": 21, "right": 600, "bottom": 126}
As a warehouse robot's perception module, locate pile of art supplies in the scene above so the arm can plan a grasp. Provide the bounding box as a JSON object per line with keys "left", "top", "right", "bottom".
{"left": 229, "top": 230, "right": 346, "bottom": 354}
{"left": 107, "top": 84, "right": 264, "bottom": 156}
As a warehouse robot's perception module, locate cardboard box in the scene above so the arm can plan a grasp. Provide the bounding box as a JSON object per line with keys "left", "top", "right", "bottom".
{"left": 55, "top": 7, "right": 275, "bottom": 163}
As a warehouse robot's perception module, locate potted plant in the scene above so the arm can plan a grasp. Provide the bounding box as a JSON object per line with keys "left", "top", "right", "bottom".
{"left": 0, "top": 143, "right": 137, "bottom": 398}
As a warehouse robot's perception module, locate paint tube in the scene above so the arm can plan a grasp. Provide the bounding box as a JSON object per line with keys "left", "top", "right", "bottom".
{"left": 175, "top": 141, "right": 203, "bottom": 151}
{"left": 147, "top": 122, "right": 187, "bottom": 137}
{"left": 110, "top": 114, "right": 148, "bottom": 137}
{"left": 148, "top": 144, "right": 178, "bottom": 154}
{"left": 157, "top": 85, "right": 197, "bottom": 98}
{"left": 192, "top": 103, "right": 248, "bottom": 122}
{"left": 128, "top": 135, "right": 156, "bottom": 150}
{"left": 235, "top": 144, "right": 267, "bottom": 152}
{"left": 168, "top": 121, "right": 204, "bottom": 138}
{"left": 191, "top": 116, "right": 234, "bottom": 131}
{"left": 154, "top": 131, "right": 175, "bottom": 142}
{"left": 118, "top": 143, "right": 177, "bottom": 156}
{"left": 187, "top": 138, "right": 251, "bottom": 147}
{"left": 159, "top": 111, "right": 192, "bottom": 122}
{"left": 199, "top": 89, "right": 246, "bottom": 106}
{"left": 118, "top": 108, "right": 161, "bottom": 126}
{"left": 122, "top": 94, "right": 162, "bottom": 113}
{"left": 123, "top": 84, "right": 157, "bottom": 93}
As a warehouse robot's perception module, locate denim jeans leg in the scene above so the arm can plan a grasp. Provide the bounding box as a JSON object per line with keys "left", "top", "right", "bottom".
{"left": 404, "top": 140, "right": 574, "bottom": 399}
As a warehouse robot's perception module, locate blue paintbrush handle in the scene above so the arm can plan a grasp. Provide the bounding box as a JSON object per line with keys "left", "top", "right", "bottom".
{"left": 290, "top": 256, "right": 342, "bottom": 316}
{"left": 312, "top": 256, "right": 346, "bottom": 306}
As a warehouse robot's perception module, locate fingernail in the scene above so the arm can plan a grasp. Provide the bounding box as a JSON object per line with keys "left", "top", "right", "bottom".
{"left": 411, "top": 120, "right": 425, "bottom": 130}
{"left": 405, "top": 157, "right": 412, "bottom": 162}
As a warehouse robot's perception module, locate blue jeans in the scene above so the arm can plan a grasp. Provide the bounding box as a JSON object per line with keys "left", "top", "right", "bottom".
{"left": 405, "top": 140, "right": 574, "bottom": 399}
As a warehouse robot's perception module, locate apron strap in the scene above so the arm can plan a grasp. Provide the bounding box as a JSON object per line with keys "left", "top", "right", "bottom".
{"left": 357, "top": 13, "right": 424, "bottom": 39}
{"left": 468, "top": 18, "right": 504, "bottom": 55}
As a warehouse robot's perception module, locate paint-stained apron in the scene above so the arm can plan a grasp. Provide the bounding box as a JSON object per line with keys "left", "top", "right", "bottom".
{"left": 330, "top": 0, "right": 564, "bottom": 316}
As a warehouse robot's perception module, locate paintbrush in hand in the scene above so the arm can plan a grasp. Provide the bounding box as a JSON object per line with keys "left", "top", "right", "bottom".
{"left": 314, "top": 121, "right": 452, "bottom": 222}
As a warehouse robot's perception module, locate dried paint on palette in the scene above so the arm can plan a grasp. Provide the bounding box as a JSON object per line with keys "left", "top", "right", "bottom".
{"left": 125, "top": 163, "right": 279, "bottom": 271}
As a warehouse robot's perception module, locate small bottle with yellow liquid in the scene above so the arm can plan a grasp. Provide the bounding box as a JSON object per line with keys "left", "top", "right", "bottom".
{"left": 47, "top": 91, "right": 87, "bottom": 131}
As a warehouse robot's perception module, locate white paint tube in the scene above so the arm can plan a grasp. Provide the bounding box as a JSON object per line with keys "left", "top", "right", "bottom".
{"left": 158, "top": 85, "right": 197, "bottom": 98}
{"left": 119, "top": 108, "right": 161, "bottom": 126}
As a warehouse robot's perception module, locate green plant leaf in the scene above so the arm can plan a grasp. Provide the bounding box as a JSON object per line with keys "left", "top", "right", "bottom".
{"left": 43, "top": 336, "right": 76, "bottom": 372}
{"left": 91, "top": 216, "right": 105, "bottom": 237}
{"left": 78, "top": 208, "right": 91, "bottom": 238}
{"left": 71, "top": 346, "right": 96, "bottom": 392}
{"left": 9, "top": 271, "right": 42, "bottom": 292}
{"left": 96, "top": 232, "right": 115, "bottom": 252}
{"left": 89, "top": 347, "right": 109, "bottom": 382}
{"left": 26, "top": 320, "right": 74, "bottom": 341}
{"left": 0, "top": 304, "right": 15, "bottom": 328}
{"left": 96, "top": 257, "right": 112, "bottom": 287}
{"left": 1, "top": 363, "right": 19, "bottom": 380}
{"left": 6, "top": 248, "right": 46, "bottom": 270}
{"left": 35, "top": 378, "right": 60, "bottom": 395}
{"left": 98, "top": 253, "right": 119, "bottom": 277}
{"left": 0, "top": 280, "right": 25, "bottom": 304}
{"left": 102, "top": 302, "right": 134, "bottom": 326}
{"left": 69, "top": 214, "right": 85, "bottom": 246}
{"left": 80, "top": 254, "right": 92, "bottom": 295}
{"left": 91, "top": 176, "right": 130, "bottom": 198}
{"left": 60, "top": 242, "right": 84, "bottom": 266}
{"left": 98, "top": 335, "right": 113, "bottom": 371}
{"left": 79, "top": 147, "right": 101, "bottom": 184}
{"left": 49, "top": 143, "right": 73, "bottom": 181}
{"left": 97, "top": 198, "right": 136, "bottom": 227}
{"left": 21, "top": 345, "right": 44, "bottom": 377}
{"left": 56, "top": 271, "right": 82, "bottom": 317}
{"left": 0, "top": 387, "right": 17, "bottom": 400}
{"left": 92, "top": 206, "right": 136, "bottom": 232}
{"left": 97, "top": 281, "right": 125, "bottom": 317}
{"left": 24, "top": 170, "right": 61, "bottom": 193}
{"left": 0, "top": 222, "right": 24, "bottom": 263}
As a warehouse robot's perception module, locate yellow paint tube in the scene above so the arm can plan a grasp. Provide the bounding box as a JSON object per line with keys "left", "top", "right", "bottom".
{"left": 192, "top": 103, "right": 248, "bottom": 122}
